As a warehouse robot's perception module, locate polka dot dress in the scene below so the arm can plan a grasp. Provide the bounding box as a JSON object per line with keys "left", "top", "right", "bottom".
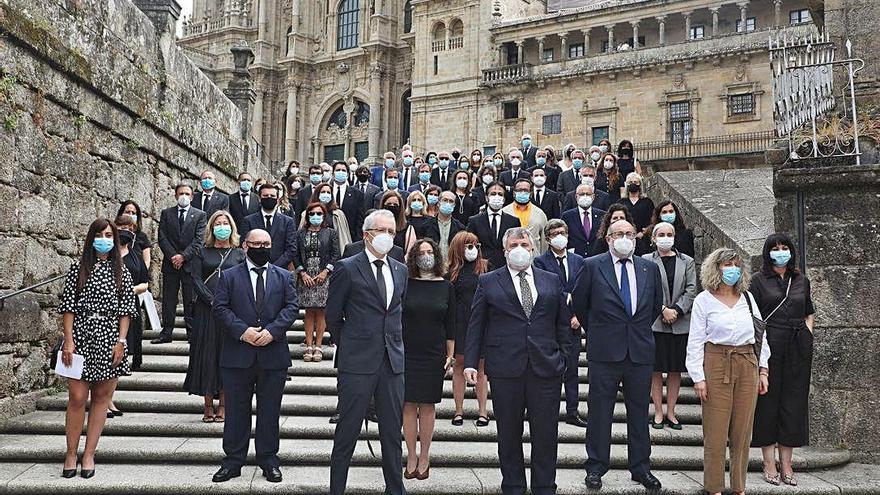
{"left": 58, "top": 260, "right": 138, "bottom": 382}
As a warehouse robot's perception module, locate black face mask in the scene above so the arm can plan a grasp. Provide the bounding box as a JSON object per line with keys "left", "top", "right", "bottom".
{"left": 620, "top": 148, "right": 632, "bottom": 158}
{"left": 118, "top": 230, "right": 135, "bottom": 247}
{"left": 260, "top": 197, "right": 278, "bottom": 211}
{"left": 451, "top": 151, "right": 461, "bottom": 159}
{"left": 384, "top": 205, "right": 401, "bottom": 218}
{"left": 247, "top": 247, "right": 271, "bottom": 266}
{"left": 357, "top": 173, "right": 370, "bottom": 183}
{"left": 627, "top": 183, "right": 641, "bottom": 193}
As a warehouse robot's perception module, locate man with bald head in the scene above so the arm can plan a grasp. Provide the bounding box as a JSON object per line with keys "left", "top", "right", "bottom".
{"left": 571, "top": 220, "right": 664, "bottom": 492}
{"left": 212, "top": 229, "right": 299, "bottom": 484}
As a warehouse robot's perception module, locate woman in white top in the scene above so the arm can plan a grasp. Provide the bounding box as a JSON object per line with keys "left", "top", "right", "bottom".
{"left": 687, "top": 247, "right": 770, "bottom": 495}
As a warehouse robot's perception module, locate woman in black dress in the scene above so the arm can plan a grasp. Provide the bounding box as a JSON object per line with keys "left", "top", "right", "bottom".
{"left": 450, "top": 170, "right": 477, "bottom": 226}
{"left": 401, "top": 238, "right": 455, "bottom": 480}
{"left": 117, "top": 200, "right": 152, "bottom": 269}
{"left": 403, "top": 191, "right": 441, "bottom": 251}
{"left": 595, "top": 152, "right": 622, "bottom": 203}
{"left": 59, "top": 218, "right": 137, "bottom": 479}
{"left": 447, "top": 231, "right": 490, "bottom": 427}
{"left": 185, "top": 210, "right": 246, "bottom": 423}
{"left": 618, "top": 172, "right": 654, "bottom": 255}
{"left": 751, "top": 233, "right": 816, "bottom": 487}
{"left": 647, "top": 200, "right": 696, "bottom": 258}
{"left": 379, "top": 190, "right": 409, "bottom": 250}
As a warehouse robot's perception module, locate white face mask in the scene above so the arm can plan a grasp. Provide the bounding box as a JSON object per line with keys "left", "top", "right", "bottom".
{"left": 533, "top": 176, "right": 546, "bottom": 187}
{"left": 603, "top": 160, "right": 614, "bottom": 170}
{"left": 482, "top": 175, "right": 494, "bottom": 185}
{"left": 580, "top": 176, "right": 594, "bottom": 187}
{"left": 456, "top": 178, "right": 469, "bottom": 189}
{"left": 487, "top": 195, "right": 505, "bottom": 210}
{"left": 369, "top": 232, "right": 394, "bottom": 255}
{"left": 612, "top": 237, "right": 635, "bottom": 258}
{"left": 591, "top": 152, "right": 601, "bottom": 161}
{"left": 577, "top": 195, "right": 593, "bottom": 209}
{"left": 510, "top": 158, "right": 521, "bottom": 167}
{"left": 464, "top": 246, "right": 479, "bottom": 262}
{"left": 506, "top": 246, "right": 532, "bottom": 270}
{"left": 550, "top": 235, "right": 568, "bottom": 251}
{"left": 177, "top": 195, "right": 191, "bottom": 208}
{"left": 655, "top": 237, "right": 675, "bottom": 251}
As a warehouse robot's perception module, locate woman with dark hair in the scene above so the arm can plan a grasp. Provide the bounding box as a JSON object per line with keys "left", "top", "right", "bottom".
{"left": 750, "top": 233, "right": 816, "bottom": 487}
{"left": 304, "top": 182, "right": 352, "bottom": 252}
{"left": 293, "top": 202, "right": 339, "bottom": 363}
{"left": 590, "top": 204, "right": 635, "bottom": 255}
{"left": 424, "top": 184, "right": 442, "bottom": 218}
{"left": 59, "top": 218, "right": 137, "bottom": 479}
{"left": 113, "top": 215, "right": 149, "bottom": 371}
{"left": 649, "top": 200, "right": 695, "bottom": 257}
{"left": 401, "top": 238, "right": 455, "bottom": 480}
{"left": 117, "top": 201, "right": 151, "bottom": 269}
{"left": 596, "top": 152, "right": 622, "bottom": 203}
{"left": 379, "top": 190, "right": 409, "bottom": 249}
{"left": 451, "top": 170, "right": 477, "bottom": 226}
{"left": 619, "top": 172, "right": 654, "bottom": 252}
{"left": 447, "top": 231, "right": 490, "bottom": 427}
{"left": 403, "top": 191, "right": 441, "bottom": 252}
{"left": 617, "top": 139, "right": 642, "bottom": 177}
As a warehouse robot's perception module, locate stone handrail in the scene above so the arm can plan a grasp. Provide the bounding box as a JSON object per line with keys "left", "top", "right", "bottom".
{"left": 482, "top": 63, "right": 534, "bottom": 85}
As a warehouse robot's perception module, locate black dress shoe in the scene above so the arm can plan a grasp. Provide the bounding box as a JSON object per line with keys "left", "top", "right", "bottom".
{"left": 565, "top": 414, "right": 589, "bottom": 428}
{"left": 585, "top": 472, "right": 603, "bottom": 490}
{"left": 61, "top": 467, "right": 77, "bottom": 478}
{"left": 262, "top": 467, "right": 282, "bottom": 483}
{"left": 150, "top": 336, "right": 172, "bottom": 344}
{"left": 329, "top": 413, "right": 340, "bottom": 424}
{"left": 366, "top": 411, "right": 379, "bottom": 423}
{"left": 80, "top": 468, "right": 95, "bottom": 479}
{"left": 212, "top": 466, "right": 241, "bottom": 483}
{"left": 632, "top": 472, "right": 662, "bottom": 491}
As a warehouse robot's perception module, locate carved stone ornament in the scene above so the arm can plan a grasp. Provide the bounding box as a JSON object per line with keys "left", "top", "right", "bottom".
{"left": 337, "top": 62, "right": 350, "bottom": 74}
{"left": 672, "top": 74, "right": 685, "bottom": 89}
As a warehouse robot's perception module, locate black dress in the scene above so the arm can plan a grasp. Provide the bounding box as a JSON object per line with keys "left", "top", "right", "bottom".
{"left": 750, "top": 271, "right": 815, "bottom": 448}
{"left": 595, "top": 169, "right": 621, "bottom": 203}
{"left": 402, "top": 278, "right": 455, "bottom": 404}
{"left": 452, "top": 263, "right": 479, "bottom": 356}
{"left": 653, "top": 255, "right": 688, "bottom": 373}
{"left": 184, "top": 246, "right": 246, "bottom": 397}
{"left": 122, "top": 249, "right": 149, "bottom": 368}
{"left": 134, "top": 230, "right": 151, "bottom": 253}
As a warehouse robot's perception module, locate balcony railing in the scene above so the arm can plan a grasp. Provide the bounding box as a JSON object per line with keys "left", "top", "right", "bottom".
{"left": 431, "top": 40, "right": 446, "bottom": 52}
{"left": 638, "top": 131, "right": 776, "bottom": 162}
{"left": 482, "top": 63, "right": 534, "bottom": 85}
{"left": 448, "top": 37, "right": 463, "bottom": 50}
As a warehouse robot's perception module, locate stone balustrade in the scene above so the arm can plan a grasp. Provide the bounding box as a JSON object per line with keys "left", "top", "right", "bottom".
{"left": 482, "top": 63, "right": 534, "bottom": 85}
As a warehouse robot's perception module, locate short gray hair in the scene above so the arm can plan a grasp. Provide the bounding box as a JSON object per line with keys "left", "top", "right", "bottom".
{"left": 652, "top": 221, "right": 676, "bottom": 237}
{"left": 362, "top": 209, "right": 395, "bottom": 233}
{"left": 544, "top": 219, "right": 568, "bottom": 238}
{"left": 502, "top": 227, "right": 535, "bottom": 250}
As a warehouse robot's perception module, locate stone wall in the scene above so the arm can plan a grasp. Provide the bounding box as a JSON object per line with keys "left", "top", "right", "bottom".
{"left": 0, "top": 0, "right": 268, "bottom": 419}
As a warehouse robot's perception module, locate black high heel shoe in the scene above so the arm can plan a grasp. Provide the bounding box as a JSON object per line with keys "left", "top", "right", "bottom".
{"left": 61, "top": 457, "right": 79, "bottom": 478}
{"left": 80, "top": 458, "right": 95, "bottom": 479}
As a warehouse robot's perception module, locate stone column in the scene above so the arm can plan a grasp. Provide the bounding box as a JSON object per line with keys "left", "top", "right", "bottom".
{"left": 257, "top": 0, "right": 267, "bottom": 40}
{"left": 657, "top": 16, "right": 667, "bottom": 46}
{"left": 774, "top": 0, "right": 783, "bottom": 28}
{"left": 499, "top": 44, "right": 506, "bottom": 65}
{"left": 537, "top": 36, "right": 546, "bottom": 63}
{"left": 298, "top": 87, "right": 309, "bottom": 162}
{"left": 252, "top": 90, "right": 264, "bottom": 150}
{"left": 605, "top": 24, "right": 614, "bottom": 53}
{"left": 738, "top": 2, "right": 749, "bottom": 33}
{"left": 284, "top": 81, "right": 298, "bottom": 164}
{"left": 711, "top": 7, "right": 720, "bottom": 36}
{"left": 223, "top": 44, "right": 257, "bottom": 163}
{"left": 630, "top": 21, "right": 640, "bottom": 49}
{"left": 367, "top": 63, "right": 382, "bottom": 162}
{"left": 516, "top": 40, "right": 524, "bottom": 65}
{"left": 133, "top": 0, "right": 182, "bottom": 48}
{"left": 683, "top": 11, "right": 692, "bottom": 41}
{"left": 582, "top": 29, "right": 590, "bottom": 55}
{"left": 291, "top": 0, "right": 300, "bottom": 31}
{"left": 559, "top": 33, "right": 568, "bottom": 67}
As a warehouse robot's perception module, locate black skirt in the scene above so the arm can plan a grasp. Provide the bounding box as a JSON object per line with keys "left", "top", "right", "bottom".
{"left": 653, "top": 333, "right": 688, "bottom": 373}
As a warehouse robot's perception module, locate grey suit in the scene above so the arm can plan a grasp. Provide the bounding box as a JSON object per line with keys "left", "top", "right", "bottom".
{"left": 641, "top": 251, "right": 696, "bottom": 334}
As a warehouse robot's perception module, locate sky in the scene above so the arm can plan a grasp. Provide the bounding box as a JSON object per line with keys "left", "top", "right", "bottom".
{"left": 176, "top": 0, "right": 193, "bottom": 36}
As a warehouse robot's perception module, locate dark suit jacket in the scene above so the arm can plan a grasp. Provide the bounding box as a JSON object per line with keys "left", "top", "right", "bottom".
{"left": 372, "top": 188, "right": 409, "bottom": 209}
{"left": 157, "top": 206, "right": 207, "bottom": 273}
{"left": 333, "top": 184, "right": 364, "bottom": 239}
{"left": 520, "top": 146, "right": 538, "bottom": 169}
{"left": 531, "top": 188, "right": 561, "bottom": 220}
{"left": 294, "top": 185, "right": 315, "bottom": 221}
{"left": 351, "top": 182, "right": 380, "bottom": 216}
{"left": 228, "top": 191, "right": 260, "bottom": 232}
{"left": 370, "top": 166, "right": 404, "bottom": 190}
{"left": 292, "top": 227, "right": 340, "bottom": 273}
{"left": 430, "top": 168, "right": 453, "bottom": 191}
{"left": 562, "top": 188, "right": 611, "bottom": 213}
{"left": 192, "top": 190, "right": 230, "bottom": 219}
{"left": 534, "top": 250, "right": 586, "bottom": 295}
{"left": 341, "top": 240, "right": 405, "bottom": 263}
{"left": 398, "top": 166, "right": 419, "bottom": 191}
{"left": 561, "top": 207, "right": 605, "bottom": 257}
{"left": 464, "top": 267, "right": 571, "bottom": 378}
{"left": 499, "top": 168, "right": 531, "bottom": 190}
{"left": 556, "top": 169, "right": 579, "bottom": 196}
{"left": 467, "top": 211, "right": 521, "bottom": 270}
{"left": 240, "top": 212, "right": 297, "bottom": 268}
{"left": 326, "top": 252, "right": 408, "bottom": 374}
{"left": 570, "top": 252, "right": 663, "bottom": 365}
{"left": 213, "top": 261, "right": 299, "bottom": 370}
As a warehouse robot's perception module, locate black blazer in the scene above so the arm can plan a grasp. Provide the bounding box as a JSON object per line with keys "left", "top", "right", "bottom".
{"left": 228, "top": 191, "right": 260, "bottom": 231}
{"left": 332, "top": 184, "right": 364, "bottom": 240}
{"left": 561, "top": 207, "right": 606, "bottom": 257}
{"left": 499, "top": 168, "right": 531, "bottom": 191}
{"left": 192, "top": 190, "right": 230, "bottom": 219}
{"left": 430, "top": 168, "right": 453, "bottom": 191}
{"left": 294, "top": 185, "right": 315, "bottom": 221}
{"left": 520, "top": 146, "right": 539, "bottom": 169}
{"left": 562, "top": 188, "right": 612, "bottom": 213}
{"left": 292, "top": 227, "right": 340, "bottom": 273}
{"left": 341, "top": 240, "right": 405, "bottom": 263}
{"left": 531, "top": 188, "right": 561, "bottom": 220}
{"left": 157, "top": 206, "right": 207, "bottom": 273}
{"left": 556, "top": 169, "right": 580, "bottom": 196}
{"left": 451, "top": 192, "right": 478, "bottom": 226}
{"left": 352, "top": 182, "right": 381, "bottom": 216}
{"left": 467, "top": 211, "right": 521, "bottom": 270}
{"left": 240, "top": 211, "right": 297, "bottom": 268}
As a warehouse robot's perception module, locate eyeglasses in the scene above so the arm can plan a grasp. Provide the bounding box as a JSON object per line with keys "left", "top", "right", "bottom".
{"left": 246, "top": 241, "right": 272, "bottom": 248}
{"left": 465, "top": 243, "right": 481, "bottom": 249}
{"left": 609, "top": 232, "right": 636, "bottom": 240}
{"left": 367, "top": 228, "right": 396, "bottom": 236}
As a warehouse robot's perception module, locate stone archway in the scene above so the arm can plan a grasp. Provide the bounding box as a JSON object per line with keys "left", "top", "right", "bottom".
{"left": 318, "top": 96, "right": 370, "bottom": 164}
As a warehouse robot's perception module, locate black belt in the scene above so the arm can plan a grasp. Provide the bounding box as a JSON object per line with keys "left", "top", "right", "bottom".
{"left": 79, "top": 310, "right": 115, "bottom": 320}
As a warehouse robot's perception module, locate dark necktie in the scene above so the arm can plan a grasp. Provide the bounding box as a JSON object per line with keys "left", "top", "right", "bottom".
{"left": 241, "top": 193, "right": 248, "bottom": 209}
{"left": 441, "top": 171, "right": 446, "bottom": 184}
{"left": 619, "top": 259, "right": 633, "bottom": 316}
{"left": 373, "top": 259, "right": 387, "bottom": 309}
{"left": 518, "top": 271, "right": 533, "bottom": 317}
{"left": 252, "top": 267, "right": 266, "bottom": 312}
{"left": 178, "top": 208, "right": 185, "bottom": 228}
{"left": 203, "top": 194, "right": 210, "bottom": 210}
{"left": 336, "top": 186, "right": 342, "bottom": 206}
{"left": 583, "top": 209, "right": 592, "bottom": 237}
{"left": 403, "top": 168, "right": 410, "bottom": 187}
{"left": 265, "top": 215, "right": 272, "bottom": 231}
{"left": 490, "top": 213, "right": 499, "bottom": 240}
{"left": 535, "top": 189, "right": 542, "bottom": 206}
{"left": 557, "top": 256, "right": 567, "bottom": 284}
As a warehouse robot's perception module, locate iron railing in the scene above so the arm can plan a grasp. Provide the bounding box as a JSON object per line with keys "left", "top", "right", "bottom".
{"left": 637, "top": 131, "right": 776, "bottom": 162}
{"left": 0, "top": 273, "right": 66, "bottom": 310}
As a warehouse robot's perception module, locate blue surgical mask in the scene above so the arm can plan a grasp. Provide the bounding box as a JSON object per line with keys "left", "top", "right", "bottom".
{"left": 536, "top": 157, "right": 546, "bottom": 166}
{"left": 403, "top": 156, "right": 414, "bottom": 166}
{"left": 427, "top": 195, "right": 439, "bottom": 206}
{"left": 428, "top": 157, "right": 437, "bottom": 165}
{"left": 240, "top": 180, "right": 252, "bottom": 192}
{"left": 459, "top": 161, "right": 469, "bottom": 170}
{"left": 309, "top": 174, "right": 322, "bottom": 185}
{"left": 419, "top": 172, "right": 431, "bottom": 183}
{"left": 127, "top": 213, "right": 138, "bottom": 223}
{"left": 660, "top": 212, "right": 676, "bottom": 224}
{"left": 493, "top": 158, "right": 503, "bottom": 167}
{"left": 410, "top": 201, "right": 424, "bottom": 212}
{"left": 439, "top": 202, "right": 455, "bottom": 216}
{"left": 213, "top": 225, "right": 232, "bottom": 240}
{"left": 721, "top": 266, "right": 742, "bottom": 286}
{"left": 439, "top": 159, "right": 449, "bottom": 169}
{"left": 201, "top": 178, "right": 215, "bottom": 190}
{"left": 308, "top": 213, "right": 324, "bottom": 226}
{"left": 385, "top": 158, "right": 396, "bottom": 168}
{"left": 93, "top": 237, "right": 114, "bottom": 255}
{"left": 386, "top": 178, "right": 399, "bottom": 189}
{"left": 514, "top": 191, "right": 531, "bottom": 204}
{"left": 334, "top": 171, "right": 348, "bottom": 183}
{"left": 572, "top": 158, "right": 583, "bottom": 169}
{"left": 318, "top": 192, "right": 332, "bottom": 204}
{"left": 522, "top": 139, "right": 531, "bottom": 148}
{"left": 770, "top": 250, "right": 792, "bottom": 267}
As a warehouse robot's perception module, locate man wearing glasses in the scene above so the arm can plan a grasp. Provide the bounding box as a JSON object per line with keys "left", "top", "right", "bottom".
{"left": 571, "top": 220, "right": 664, "bottom": 492}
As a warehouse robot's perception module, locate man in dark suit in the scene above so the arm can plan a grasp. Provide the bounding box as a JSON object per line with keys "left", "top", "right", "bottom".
{"left": 240, "top": 183, "right": 297, "bottom": 268}
{"left": 398, "top": 149, "right": 419, "bottom": 191}
{"left": 519, "top": 133, "right": 538, "bottom": 169}
{"left": 571, "top": 220, "right": 664, "bottom": 491}
{"left": 562, "top": 166, "right": 611, "bottom": 212}
{"left": 529, "top": 148, "right": 560, "bottom": 193}
{"left": 341, "top": 239, "right": 405, "bottom": 263}
{"left": 467, "top": 182, "right": 521, "bottom": 270}
{"left": 228, "top": 172, "right": 260, "bottom": 231}
{"left": 499, "top": 149, "right": 531, "bottom": 192}
{"left": 211, "top": 229, "right": 299, "bottom": 484}
{"left": 370, "top": 152, "right": 398, "bottom": 189}
{"left": 561, "top": 185, "right": 606, "bottom": 257}
{"left": 530, "top": 167, "right": 561, "bottom": 220}
{"left": 557, "top": 149, "right": 586, "bottom": 197}
{"left": 331, "top": 161, "right": 364, "bottom": 239}
{"left": 534, "top": 219, "right": 587, "bottom": 427}
{"left": 430, "top": 150, "right": 453, "bottom": 190}
{"left": 192, "top": 170, "right": 230, "bottom": 219}
{"left": 464, "top": 227, "right": 570, "bottom": 495}
{"left": 153, "top": 182, "right": 207, "bottom": 344}
{"left": 371, "top": 168, "right": 408, "bottom": 209}
{"left": 295, "top": 164, "right": 325, "bottom": 219}
{"left": 352, "top": 165, "right": 380, "bottom": 216}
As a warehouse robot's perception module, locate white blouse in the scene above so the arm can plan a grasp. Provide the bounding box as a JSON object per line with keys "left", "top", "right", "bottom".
{"left": 685, "top": 290, "right": 771, "bottom": 383}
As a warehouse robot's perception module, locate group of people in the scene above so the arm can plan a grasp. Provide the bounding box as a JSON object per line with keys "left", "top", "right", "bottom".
{"left": 55, "top": 135, "right": 816, "bottom": 495}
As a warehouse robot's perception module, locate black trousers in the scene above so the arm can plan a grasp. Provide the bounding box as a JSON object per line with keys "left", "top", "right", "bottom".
{"left": 752, "top": 324, "right": 813, "bottom": 448}
{"left": 219, "top": 364, "right": 287, "bottom": 470}
{"left": 564, "top": 329, "right": 582, "bottom": 416}
{"left": 160, "top": 265, "right": 194, "bottom": 338}
{"left": 125, "top": 313, "right": 144, "bottom": 366}
{"left": 330, "top": 354, "right": 404, "bottom": 495}
{"left": 490, "top": 367, "right": 561, "bottom": 495}
{"left": 586, "top": 359, "right": 652, "bottom": 477}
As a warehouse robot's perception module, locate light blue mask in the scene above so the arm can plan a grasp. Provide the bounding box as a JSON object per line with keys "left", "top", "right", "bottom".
{"left": 427, "top": 195, "right": 439, "bottom": 206}
{"left": 410, "top": 201, "right": 424, "bottom": 212}
{"left": 572, "top": 158, "right": 583, "bottom": 170}
{"left": 213, "top": 225, "right": 232, "bottom": 240}
{"left": 419, "top": 172, "right": 431, "bottom": 183}
{"left": 239, "top": 180, "right": 252, "bottom": 192}
{"left": 428, "top": 157, "right": 437, "bottom": 165}
{"left": 308, "top": 214, "right": 324, "bottom": 226}
{"left": 770, "top": 250, "right": 792, "bottom": 267}
{"left": 309, "top": 174, "right": 322, "bottom": 185}
{"left": 386, "top": 178, "right": 399, "bottom": 189}
{"left": 334, "top": 171, "right": 348, "bottom": 183}
{"left": 722, "top": 266, "right": 742, "bottom": 286}
{"left": 522, "top": 139, "right": 531, "bottom": 148}
{"left": 439, "top": 202, "right": 455, "bottom": 216}
{"left": 318, "top": 192, "right": 332, "bottom": 204}
{"left": 536, "top": 157, "right": 546, "bottom": 166}
{"left": 660, "top": 212, "right": 676, "bottom": 224}
{"left": 201, "top": 178, "right": 215, "bottom": 190}
{"left": 514, "top": 191, "right": 531, "bottom": 204}
{"left": 403, "top": 156, "right": 414, "bottom": 166}
{"left": 438, "top": 159, "right": 449, "bottom": 169}
{"left": 459, "top": 161, "right": 469, "bottom": 170}
{"left": 385, "top": 159, "right": 396, "bottom": 168}
{"left": 493, "top": 159, "right": 503, "bottom": 166}
{"left": 93, "top": 237, "right": 114, "bottom": 255}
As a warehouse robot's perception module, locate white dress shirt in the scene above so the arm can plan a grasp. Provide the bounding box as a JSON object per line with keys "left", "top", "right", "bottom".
{"left": 609, "top": 250, "right": 637, "bottom": 315}
{"left": 333, "top": 182, "right": 348, "bottom": 207}
{"left": 686, "top": 291, "right": 771, "bottom": 383}
{"left": 261, "top": 209, "right": 276, "bottom": 230}
{"left": 239, "top": 191, "right": 250, "bottom": 210}
{"left": 506, "top": 265, "right": 537, "bottom": 307}
{"left": 553, "top": 252, "right": 569, "bottom": 284}
{"left": 246, "top": 258, "right": 268, "bottom": 301}
{"left": 365, "top": 248, "right": 394, "bottom": 310}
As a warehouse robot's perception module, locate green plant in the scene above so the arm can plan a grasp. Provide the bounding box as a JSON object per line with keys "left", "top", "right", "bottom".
{"left": 0, "top": 75, "right": 16, "bottom": 95}
{"left": 74, "top": 114, "right": 87, "bottom": 128}
{"left": 4, "top": 113, "right": 18, "bottom": 132}
{"left": 126, "top": 139, "right": 140, "bottom": 151}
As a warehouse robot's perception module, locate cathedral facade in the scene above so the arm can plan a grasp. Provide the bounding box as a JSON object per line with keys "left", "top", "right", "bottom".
{"left": 178, "top": 0, "right": 814, "bottom": 171}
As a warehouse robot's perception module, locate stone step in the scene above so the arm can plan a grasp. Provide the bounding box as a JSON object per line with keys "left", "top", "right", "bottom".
{"left": 0, "top": 411, "right": 704, "bottom": 445}
{"left": 167, "top": 318, "right": 307, "bottom": 330}
{"left": 145, "top": 327, "right": 325, "bottom": 344}
{"left": 115, "top": 372, "right": 702, "bottom": 404}
{"left": 0, "top": 434, "right": 852, "bottom": 471}
{"left": 2, "top": 462, "right": 877, "bottom": 495}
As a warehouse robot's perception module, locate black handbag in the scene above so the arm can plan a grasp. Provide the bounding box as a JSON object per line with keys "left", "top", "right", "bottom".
{"left": 49, "top": 340, "right": 62, "bottom": 369}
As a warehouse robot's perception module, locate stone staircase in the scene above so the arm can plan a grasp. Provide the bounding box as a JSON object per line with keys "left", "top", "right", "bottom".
{"left": 0, "top": 309, "right": 877, "bottom": 494}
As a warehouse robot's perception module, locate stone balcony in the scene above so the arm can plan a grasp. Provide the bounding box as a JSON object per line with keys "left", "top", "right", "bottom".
{"left": 482, "top": 63, "right": 534, "bottom": 85}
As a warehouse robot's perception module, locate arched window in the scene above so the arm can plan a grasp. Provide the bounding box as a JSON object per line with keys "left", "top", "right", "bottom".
{"left": 449, "top": 19, "right": 464, "bottom": 49}
{"left": 431, "top": 21, "right": 446, "bottom": 52}
{"left": 403, "top": 1, "right": 413, "bottom": 33}
{"left": 337, "top": 0, "right": 360, "bottom": 51}
{"left": 353, "top": 102, "right": 370, "bottom": 127}
{"left": 326, "top": 106, "right": 348, "bottom": 129}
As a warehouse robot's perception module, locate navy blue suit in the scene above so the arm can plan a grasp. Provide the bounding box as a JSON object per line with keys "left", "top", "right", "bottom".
{"left": 465, "top": 266, "right": 571, "bottom": 495}
{"left": 561, "top": 207, "right": 605, "bottom": 257}
{"left": 534, "top": 250, "right": 586, "bottom": 417}
{"left": 570, "top": 252, "right": 663, "bottom": 478}
{"left": 212, "top": 261, "right": 299, "bottom": 472}
{"left": 326, "top": 251, "right": 408, "bottom": 495}
{"left": 240, "top": 211, "right": 297, "bottom": 269}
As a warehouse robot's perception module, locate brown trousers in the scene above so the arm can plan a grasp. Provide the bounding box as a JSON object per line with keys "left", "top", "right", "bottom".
{"left": 701, "top": 343, "right": 759, "bottom": 493}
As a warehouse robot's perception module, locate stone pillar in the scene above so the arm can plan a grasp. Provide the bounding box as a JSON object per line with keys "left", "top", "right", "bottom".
{"left": 284, "top": 81, "right": 298, "bottom": 164}
{"left": 537, "top": 36, "right": 546, "bottom": 63}
{"left": 738, "top": 2, "right": 749, "bottom": 33}
{"left": 291, "top": 0, "right": 300, "bottom": 31}
{"left": 257, "top": 0, "right": 268, "bottom": 40}
{"left": 630, "top": 21, "right": 640, "bottom": 49}
{"left": 223, "top": 44, "right": 257, "bottom": 155}
{"left": 581, "top": 29, "right": 590, "bottom": 55}
{"left": 133, "top": 0, "right": 182, "bottom": 47}
{"left": 605, "top": 25, "right": 614, "bottom": 53}
{"left": 252, "top": 90, "right": 264, "bottom": 149}
{"left": 367, "top": 64, "right": 382, "bottom": 162}
{"left": 298, "top": 87, "right": 309, "bottom": 163}
{"left": 560, "top": 33, "right": 568, "bottom": 64}
{"left": 499, "top": 44, "right": 506, "bottom": 65}
{"left": 711, "top": 8, "right": 720, "bottom": 36}
{"left": 774, "top": 0, "right": 783, "bottom": 28}
{"left": 683, "top": 11, "right": 692, "bottom": 41}
{"left": 657, "top": 16, "right": 667, "bottom": 46}
{"left": 516, "top": 40, "right": 524, "bottom": 65}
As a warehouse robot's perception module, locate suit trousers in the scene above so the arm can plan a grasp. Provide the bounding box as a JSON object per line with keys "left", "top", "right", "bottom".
{"left": 701, "top": 343, "right": 759, "bottom": 493}
{"left": 585, "top": 358, "right": 652, "bottom": 477}
{"left": 564, "top": 329, "right": 582, "bottom": 416}
{"left": 490, "top": 367, "right": 561, "bottom": 495}
{"left": 330, "top": 353, "right": 405, "bottom": 495}
{"left": 219, "top": 364, "right": 287, "bottom": 471}
{"left": 160, "top": 265, "right": 195, "bottom": 338}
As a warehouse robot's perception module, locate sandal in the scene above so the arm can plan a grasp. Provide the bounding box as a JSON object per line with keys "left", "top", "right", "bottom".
{"left": 762, "top": 471, "right": 781, "bottom": 486}
{"left": 781, "top": 473, "right": 797, "bottom": 486}
{"left": 214, "top": 406, "right": 225, "bottom": 423}
{"left": 313, "top": 347, "right": 323, "bottom": 362}
{"left": 303, "top": 346, "right": 314, "bottom": 362}
{"left": 202, "top": 409, "right": 215, "bottom": 423}
{"left": 451, "top": 414, "right": 464, "bottom": 426}
{"left": 475, "top": 415, "right": 490, "bottom": 427}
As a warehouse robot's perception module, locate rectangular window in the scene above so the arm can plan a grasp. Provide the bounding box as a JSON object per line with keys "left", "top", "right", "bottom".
{"left": 542, "top": 48, "right": 554, "bottom": 62}
{"left": 601, "top": 40, "right": 610, "bottom": 53}
{"left": 736, "top": 17, "right": 756, "bottom": 32}
{"left": 503, "top": 101, "right": 519, "bottom": 120}
{"left": 689, "top": 25, "right": 705, "bottom": 40}
{"left": 728, "top": 93, "right": 755, "bottom": 116}
{"left": 506, "top": 42, "right": 519, "bottom": 65}
{"left": 433, "top": 55, "right": 438, "bottom": 75}
{"left": 626, "top": 36, "right": 646, "bottom": 48}
{"left": 336, "top": 0, "right": 360, "bottom": 51}
{"left": 591, "top": 126, "right": 609, "bottom": 145}
{"left": 568, "top": 43, "right": 584, "bottom": 58}
{"left": 483, "top": 146, "right": 496, "bottom": 157}
{"left": 669, "top": 101, "right": 692, "bottom": 144}
{"left": 790, "top": 9, "right": 811, "bottom": 25}
{"left": 542, "top": 114, "right": 562, "bottom": 135}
